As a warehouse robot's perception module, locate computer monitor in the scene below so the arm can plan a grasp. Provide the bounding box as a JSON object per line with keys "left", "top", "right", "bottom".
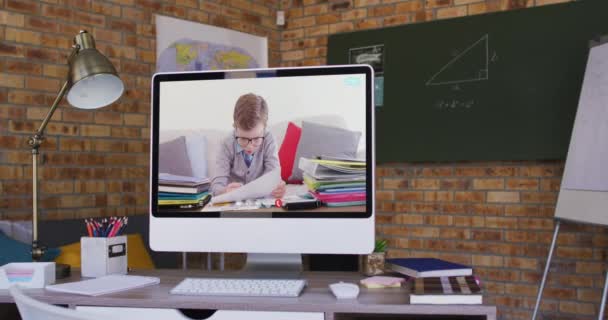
{"left": 150, "top": 65, "right": 375, "bottom": 271}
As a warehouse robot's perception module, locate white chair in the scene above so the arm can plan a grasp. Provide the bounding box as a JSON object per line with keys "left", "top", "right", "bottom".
{"left": 9, "top": 285, "right": 120, "bottom": 320}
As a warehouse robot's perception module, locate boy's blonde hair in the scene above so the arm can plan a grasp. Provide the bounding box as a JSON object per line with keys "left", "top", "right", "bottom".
{"left": 233, "top": 93, "right": 268, "bottom": 131}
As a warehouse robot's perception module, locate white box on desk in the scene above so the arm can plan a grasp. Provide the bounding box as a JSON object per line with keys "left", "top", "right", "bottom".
{"left": 0, "top": 262, "right": 56, "bottom": 289}
{"left": 81, "top": 236, "right": 127, "bottom": 278}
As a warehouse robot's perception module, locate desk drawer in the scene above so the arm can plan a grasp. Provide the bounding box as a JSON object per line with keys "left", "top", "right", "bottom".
{"left": 76, "top": 306, "right": 324, "bottom": 320}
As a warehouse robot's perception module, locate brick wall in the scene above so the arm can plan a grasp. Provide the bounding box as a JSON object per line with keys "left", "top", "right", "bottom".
{"left": 1, "top": 0, "right": 607, "bottom": 319}
{"left": 0, "top": 0, "right": 278, "bottom": 221}
{"left": 277, "top": 0, "right": 607, "bottom": 319}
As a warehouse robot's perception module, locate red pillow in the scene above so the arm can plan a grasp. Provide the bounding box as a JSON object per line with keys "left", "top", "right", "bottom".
{"left": 278, "top": 122, "right": 302, "bottom": 182}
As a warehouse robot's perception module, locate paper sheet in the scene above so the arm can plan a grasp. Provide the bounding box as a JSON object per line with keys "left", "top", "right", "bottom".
{"left": 211, "top": 168, "right": 281, "bottom": 204}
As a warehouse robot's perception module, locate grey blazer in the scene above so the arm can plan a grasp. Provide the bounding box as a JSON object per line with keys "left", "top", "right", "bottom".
{"left": 210, "top": 131, "right": 280, "bottom": 196}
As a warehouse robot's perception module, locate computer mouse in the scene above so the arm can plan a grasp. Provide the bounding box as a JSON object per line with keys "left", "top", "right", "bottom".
{"left": 329, "top": 282, "right": 360, "bottom": 299}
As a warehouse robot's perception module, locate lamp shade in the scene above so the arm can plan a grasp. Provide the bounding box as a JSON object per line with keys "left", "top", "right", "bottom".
{"left": 66, "top": 31, "right": 124, "bottom": 109}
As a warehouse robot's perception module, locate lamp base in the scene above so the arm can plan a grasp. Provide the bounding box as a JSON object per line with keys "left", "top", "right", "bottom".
{"left": 55, "top": 263, "right": 71, "bottom": 279}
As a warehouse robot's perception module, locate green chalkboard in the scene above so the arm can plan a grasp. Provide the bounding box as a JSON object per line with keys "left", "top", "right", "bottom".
{"left": 328, "top": 1, "right": 608, "bottom": 162}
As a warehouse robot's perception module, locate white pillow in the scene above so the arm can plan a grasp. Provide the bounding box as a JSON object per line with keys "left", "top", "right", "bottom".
{"left": 183, "top": 132, "right": 208, "bottom": 179}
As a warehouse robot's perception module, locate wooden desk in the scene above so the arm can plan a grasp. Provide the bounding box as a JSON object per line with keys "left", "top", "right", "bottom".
{"left": 0, "top": 270, "right": 496, "bottom": 320}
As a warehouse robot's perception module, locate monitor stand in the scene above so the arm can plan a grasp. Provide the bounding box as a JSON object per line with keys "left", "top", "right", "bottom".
{"left": 240, "top": 253, "right": 302, "bottom": 278}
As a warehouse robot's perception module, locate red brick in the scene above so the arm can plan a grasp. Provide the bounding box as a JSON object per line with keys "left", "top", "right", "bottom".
{"left": 426, "top": 0, "right": 452, "bottom": 8}
{"left": 135, "top": 0, "right": 161, "bottom": 11}
{"left": 410, "top": 178, "right": 440, "bottom": 190}
{"left": 0, "top": 165, "right": 23, "bottom": 179}
{"left": 424, "top": 191, "right": 453, "bottom": 202}
{"left": 289, "top": 16, "right": 316, "bottom": 28}
{"left": 414, "top": 167, "right": 452, "bottom": 177}
{"left": 383, "top": 14, "right": 410, "bottom": 26}
{"left": 2, "top": 60, "right": 42, "bottom": 75}
{"left": 330, "top": 0, "right": 353, "bottom": 11}
{"left": 25, "top": 17, "right": 58, "bottom": 32}
{"left": 520, "top": 192, "right": 557, "bottom": 204}
{"left": 424, "top": 215, "right": 452, "bottom": 226}
{"left": 0, "top": 73, "right": 24, "bottom": 88}
{"left": 305, "top": 26, "right": 328, "bottom": 37}
{"left": 0, "top": 10, "right": 25, "bottom": 27}
{"left": 440, "top": 178, "right": 470, "bottom": 189}
{"left": 487, "top": 191, "right": 520, "bottom": 203}
{"left": 316, "top": 13, "right": 341, "bottom": 24}
{"left": 109, "top": 19, "right": 136, "bottom": 33}
{"left": 25, "top": 76, "right": 60, "bottom": 92}
{"left": 0, "top": 42, "right": 24, "bottom": 58}
{"left": 520, "top": 166, "right": 562, "bottom": 177}
{"left": 304, "top": 4, "right": 328, "bottom": 15}
{"left": 555, "top": 274, "right": 594, "bottom": 288}
{"left": 0, "top": 105, "right": 26, "bottom": 120}
{"left": 41, "top": 4, "right": 71, "bottom": 19}
{"left": 91, "top": 2, "right": 121, "bottom": 17}
{"left": 369, "top": 5, "right": 394, "bottom": 17}
{"left": 472, "top": 178, "right": 504, "bottom": 190}
{"left": 7, "top": 0, "right": 40, "bottom": 14}
{"left": 355, "top": 18, "right": 380, "bottom": 29}
{"left": 485, "top": 216, "right": 517, "bottom": 228}
{"left": 354, "top": 0, "right": 380, "bottom": 6}
{"left": 395, "top": 0, "right": 424, "bottom": 13}
{"left": 436, "top": 5, "right": 467, "bottom": 19}
{"left": 25, "top": 48, "right": 60, "bottom": 63}
{"left": 472, "top": 255, "right": 504, "bottom": 267}
{"left": 556, "top": 247, "right": 593, "bottom": 260}
{"left": 559, "top": 301, "right": 596, "bottom": 315}
{"left": 341, "top": 8, "right": 367, "bottom": 20}
{"left": 472, "top": 230, "right": 503, "bottom": 241}
{"left": 454, "top": 191, "right": 484, "bottom": 202}
{"left": 162, "top": 4, "right": 187, "bottom": 18}
{"left": 382, "top": 178, "right": 408, "bottom": 189}
{"left": 72, "top": 11, "right": 105, "bottom": 27}
{"left": 468, "top": 2, "right": 501, "bottom": 15}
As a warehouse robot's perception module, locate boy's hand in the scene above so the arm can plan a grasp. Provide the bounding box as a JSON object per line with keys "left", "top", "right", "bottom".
{"left": 225, "top": 182, "right": 243, "bottom": 194}
{"left": 271, "top": 181, "right": 286, "bottom": 198}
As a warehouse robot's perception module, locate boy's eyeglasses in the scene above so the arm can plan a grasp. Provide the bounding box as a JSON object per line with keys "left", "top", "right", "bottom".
{"left": 235, "top": 136, "right": 264, "bottom": 147}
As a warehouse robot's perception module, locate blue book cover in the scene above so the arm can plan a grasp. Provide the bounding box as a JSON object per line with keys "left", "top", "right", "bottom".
{"left": 386, "top": 258, "right": 472, "bottom": 278}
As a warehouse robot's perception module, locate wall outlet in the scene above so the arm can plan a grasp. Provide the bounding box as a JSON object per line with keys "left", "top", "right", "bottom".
{"left": 276, "top": 10, "right": 285, "bottom": 26}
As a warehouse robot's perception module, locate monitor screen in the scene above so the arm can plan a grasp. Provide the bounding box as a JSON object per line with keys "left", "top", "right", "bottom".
{"left": 151, "top": 66, "right": 373, "bottom": 219}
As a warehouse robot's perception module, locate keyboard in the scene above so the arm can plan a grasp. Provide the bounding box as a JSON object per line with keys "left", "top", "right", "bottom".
{"left": 170, "top": 278, "right": 307, "bottom": 297}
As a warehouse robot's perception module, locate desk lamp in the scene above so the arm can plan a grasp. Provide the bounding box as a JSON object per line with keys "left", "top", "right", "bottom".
{"left": 28, "top": 30, "right": 124, "bottom": 262}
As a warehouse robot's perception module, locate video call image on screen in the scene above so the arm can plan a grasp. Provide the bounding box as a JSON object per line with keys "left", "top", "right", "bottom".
{"left": 156, "top": 71, "right": 368, "bottom": 215}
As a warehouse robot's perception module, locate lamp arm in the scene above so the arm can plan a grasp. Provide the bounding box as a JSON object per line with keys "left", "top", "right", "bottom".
{"left": 31, "top": 44, "right": 79, "bottom": 142}
{"left": 28, "top": 44, "right": 78, "bottom": 261}
{"left": 31, "top": 81, "right": 70, "bottom": 142}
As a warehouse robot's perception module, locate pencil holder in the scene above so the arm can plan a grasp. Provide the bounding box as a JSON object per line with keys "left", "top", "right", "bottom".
{"left": 81, "top": 235, "right": 127, "bottom": 278}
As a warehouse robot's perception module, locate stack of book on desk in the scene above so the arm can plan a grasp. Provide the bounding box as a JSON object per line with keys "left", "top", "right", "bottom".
{"left": 386, "top": 258, "right": 482, "bottom": 304}
{"left": 158, "top": 173, "right": 210, "bottom": 210}
{"left": 299, "top": 157, "right": 366, "bottom": 207}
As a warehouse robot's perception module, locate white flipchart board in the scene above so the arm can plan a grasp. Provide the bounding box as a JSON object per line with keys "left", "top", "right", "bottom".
{"left": 556, "top": 41, "right": 608, "bottom": 226}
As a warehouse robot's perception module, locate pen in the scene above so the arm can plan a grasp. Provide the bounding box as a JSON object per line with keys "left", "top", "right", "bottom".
{"left": 85, "top": 219, "right": 93, "bottom": 237}
{"left": 108, "top": 218, "right": 122, "bottom": 238}
{"left": 116, "top": 217, "right": 128, "bottom": 236}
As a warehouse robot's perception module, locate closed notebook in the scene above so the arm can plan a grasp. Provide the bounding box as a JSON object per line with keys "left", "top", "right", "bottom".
{"left": 410, "top": 275, "right": 482, "bottom": 304}
{"left": 45, "top": 275, "right": 160, "bottom": 296}
{"left": 386, "top": 258, "right": 472, "bottom": 278}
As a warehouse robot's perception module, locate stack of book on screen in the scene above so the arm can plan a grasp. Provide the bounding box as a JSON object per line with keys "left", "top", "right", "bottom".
{"left": 158, "top": 173, "right": 210, "bottom": 210}
{"left": 299, "top": 157, "right": 366, "bottom": 207}
{"left": 386, "top": 258, "right": 482, "bottom": 304}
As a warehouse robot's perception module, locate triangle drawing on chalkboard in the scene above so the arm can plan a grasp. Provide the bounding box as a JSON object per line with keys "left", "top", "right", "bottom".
{"left": 426, "top": 34, "right": 489, "bottom": 86}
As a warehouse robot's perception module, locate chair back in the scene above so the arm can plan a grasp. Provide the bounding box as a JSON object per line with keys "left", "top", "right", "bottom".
{"left": 9, "top": 285, "right": 113, "bottom": 320}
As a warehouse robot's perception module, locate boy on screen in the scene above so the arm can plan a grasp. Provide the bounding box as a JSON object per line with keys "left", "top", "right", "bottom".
{"left": 210, "top": 93, "right": 286, "bottom": 198}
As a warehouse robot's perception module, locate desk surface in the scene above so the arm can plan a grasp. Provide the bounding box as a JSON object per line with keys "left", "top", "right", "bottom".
{"left": 0, "top": 269, "right": 496, "bottom": 319}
